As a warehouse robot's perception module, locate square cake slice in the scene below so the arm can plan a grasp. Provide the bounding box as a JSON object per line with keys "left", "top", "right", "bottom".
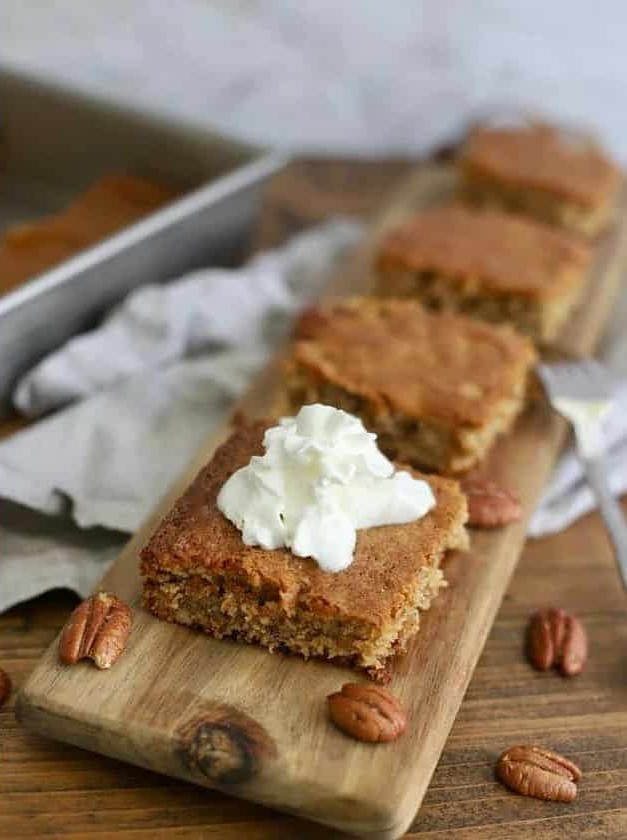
{"left": 141, "top": 422, "right": 468, "bottom": 680}
{"left": 285, "top": 298, "right": 536, "bottom": 474}
{"left": 375, "top": 204, "right": 591, "bottom": 343}
{"left": 460, "top": 123, "right": 621, "bottom": 237}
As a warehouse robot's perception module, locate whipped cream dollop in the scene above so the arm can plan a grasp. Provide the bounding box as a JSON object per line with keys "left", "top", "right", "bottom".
{"left": 217, "top": 404, "right": 436, "bottom": 572}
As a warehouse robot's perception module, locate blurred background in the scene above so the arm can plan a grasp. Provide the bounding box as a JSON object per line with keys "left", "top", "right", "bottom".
{"left": 4, "top": 0, "right": 627, "bottom": 159}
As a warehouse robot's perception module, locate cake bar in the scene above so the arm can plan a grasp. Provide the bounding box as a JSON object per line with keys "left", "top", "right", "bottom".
{"left": 285, "top": 298, "right": 536, "bottom": 473}
{"left": 141, "top": 422, "right": 468, "bottom": 680}
{"left": 375, "top": 204, "right": 591, "bottom": 343}
{"left": 460, "top": 123, "right": 620, "bottom": 237}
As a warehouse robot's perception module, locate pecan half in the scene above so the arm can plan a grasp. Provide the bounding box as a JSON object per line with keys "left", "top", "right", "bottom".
{"left": 327, "top": 682, "right": 407, "bottom": 742}
{"left": 461, "top": 478, "right": 522, "bottom": 528}
{"left": 59, "top": 592, "right": 132, "bottom": 670}
{"left": 496, "top": 745, "right": 582, "bottom": 802}
{"left": 0, "top": 667, "right": 11, "bottom": 708}
{"left": 528, "top": 608, "right": 588, "bottom": 676}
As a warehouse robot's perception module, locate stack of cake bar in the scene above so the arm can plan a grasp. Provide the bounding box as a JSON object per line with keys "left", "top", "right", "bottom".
{"left": 141, "top": 121, "right": 620, "bottom": 680}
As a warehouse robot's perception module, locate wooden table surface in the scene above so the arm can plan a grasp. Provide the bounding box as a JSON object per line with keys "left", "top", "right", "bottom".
{"left": 2, "top": 159, "right": 627, "bottom": 839}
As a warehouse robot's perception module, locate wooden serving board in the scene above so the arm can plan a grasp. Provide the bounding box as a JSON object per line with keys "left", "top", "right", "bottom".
{"left": 17, "top": 166, "right": 627, "bottom": 839}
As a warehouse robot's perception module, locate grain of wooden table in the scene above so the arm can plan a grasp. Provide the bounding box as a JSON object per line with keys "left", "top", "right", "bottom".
{"left": 2, "top": 159, "right": 627, "bottom": 839}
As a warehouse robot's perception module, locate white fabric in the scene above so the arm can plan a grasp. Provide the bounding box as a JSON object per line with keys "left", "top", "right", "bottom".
{"left": 0, "top": 218, "right": 626, "bottom": 613}
{"left": 2, "top": 353, "right": 261, "bottom": 532}
{"left": 0, "top": 501, "right": 124, "bottom": 614}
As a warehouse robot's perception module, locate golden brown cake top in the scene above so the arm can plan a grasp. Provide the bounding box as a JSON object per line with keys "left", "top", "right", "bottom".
{"left": 376, "top": 204, "right": 591, "bottom": 298}
{"left": 292, "top": 298, "right": 536, "bottom": 427}
{"left": 462, "top": 124, "right": 621, "bottom": 207}
{"left": 140, "top": 422, "right": 467, "bottom": 629}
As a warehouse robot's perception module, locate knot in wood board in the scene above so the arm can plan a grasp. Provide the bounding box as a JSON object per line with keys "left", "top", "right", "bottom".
{"left": 176, "top": 703, "right": 276, "bottom": 785}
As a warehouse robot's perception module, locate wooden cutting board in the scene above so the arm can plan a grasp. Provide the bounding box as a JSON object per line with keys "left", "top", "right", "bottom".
{"left": 17, "top": 166, "right": 627, "bottom": 840}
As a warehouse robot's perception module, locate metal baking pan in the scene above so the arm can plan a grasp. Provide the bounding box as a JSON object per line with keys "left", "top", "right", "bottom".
{"left": 0, "top": 67, "right": 288, "bottom": 415}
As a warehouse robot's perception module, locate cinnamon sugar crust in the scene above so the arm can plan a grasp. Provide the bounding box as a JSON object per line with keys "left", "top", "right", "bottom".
{"left": 141, "top": 422, "right": 468, "bottom": 674}
{"left": 376, "top": 204, "right": 590, "bottom": 300}
{"left": 461, "top": 124, "right": 620, "bottom": 209}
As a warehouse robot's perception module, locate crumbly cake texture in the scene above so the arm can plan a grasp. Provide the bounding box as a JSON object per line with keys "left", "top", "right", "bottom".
{"left": 375, "top": 204, "right": 591, "bottom": 342}
{"left": 0, "top": 174, "right": 176, "bottom": 296}
{"left": 460, "top": 124, "right": 621, "bottom": 237}
{"left": 141, "top": 422, "right": 468, "bottom": 680}
{"left": 285, "top": 298, "right": 536, "bottom": 474}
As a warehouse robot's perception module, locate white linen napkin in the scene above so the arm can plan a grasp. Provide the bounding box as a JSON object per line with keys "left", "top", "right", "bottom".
{"left": 0, "top": 217, "right": 626, "bottom": 613}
